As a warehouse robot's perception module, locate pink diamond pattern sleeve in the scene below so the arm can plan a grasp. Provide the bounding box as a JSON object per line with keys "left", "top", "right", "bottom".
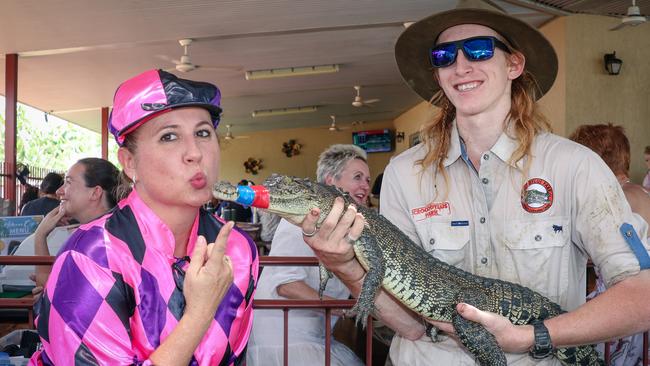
{"left": 29, "top": 190, "right": 259, "bottom": 365}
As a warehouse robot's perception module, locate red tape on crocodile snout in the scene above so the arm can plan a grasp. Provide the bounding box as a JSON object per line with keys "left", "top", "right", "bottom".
{"left": 251, "top": 186, "right": 269, "bottom": 209}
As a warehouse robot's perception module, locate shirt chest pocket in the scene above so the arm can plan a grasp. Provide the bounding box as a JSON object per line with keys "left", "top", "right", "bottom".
{"left": 503, "top": 217, "right": 570, "bottom": 250}
{"left": 502, "top": 216, "right": 571, "bottom": 301}
{"left": 415, "top": 220, "right": 471, "bottom": 267}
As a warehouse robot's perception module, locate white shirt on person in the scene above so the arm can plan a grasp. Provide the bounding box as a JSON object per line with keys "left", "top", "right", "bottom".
{"left": 247, "top": 219, "right": 363, "bottom": 366}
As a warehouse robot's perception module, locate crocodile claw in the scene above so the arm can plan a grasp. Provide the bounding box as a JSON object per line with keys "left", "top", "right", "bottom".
{"left": 351, "top": 301, "right": 376, "bottom": 328}
{"left": 318, "top": 264, "right": 333, "bottom": 299}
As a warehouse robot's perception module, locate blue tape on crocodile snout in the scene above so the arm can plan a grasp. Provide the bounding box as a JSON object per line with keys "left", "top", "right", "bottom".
{"left": 236, "top": 185, "right": 255, "bottom": 206}
{"left": 619, "top": 223, "right": 650, "bottom": 270}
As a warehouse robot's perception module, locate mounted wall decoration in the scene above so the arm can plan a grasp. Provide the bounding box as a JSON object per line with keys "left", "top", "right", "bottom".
{"left": 409, "top": 132, "right": 421, "bottom": 148}
{"left": 282, "top": 139, "right": 302, "bottom": 157}
{"left": 243, "top": 158, "right": 263, "bottom": 175}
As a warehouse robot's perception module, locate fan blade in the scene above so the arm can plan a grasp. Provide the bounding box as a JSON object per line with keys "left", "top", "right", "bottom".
{"left": 364, "top": 98, "right": 381, "bottom": 104}
{"left": 609, "top": 22, "right": 628, "bottom": 31}
{"left": 155, "top": 54, "right": 181, "bottom": 65}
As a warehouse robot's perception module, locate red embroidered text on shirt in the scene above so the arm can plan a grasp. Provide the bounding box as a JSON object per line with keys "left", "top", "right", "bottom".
{"left": 411, "top": 201, "right": 451, "bottom": 221}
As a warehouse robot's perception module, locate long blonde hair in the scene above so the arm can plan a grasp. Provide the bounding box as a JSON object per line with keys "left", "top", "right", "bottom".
{"left": 417, "top": 65, "right": 552, "bottom": 186}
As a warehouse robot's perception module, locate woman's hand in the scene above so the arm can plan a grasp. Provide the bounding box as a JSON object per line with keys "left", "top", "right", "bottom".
{"left": 428, "top": 303, "right": 534, "bottom": 353}
{"left": 183, "top": 222, "right": 234, "bottom": 320}
{"left": 300, "top": 197, "right": 366, "bottom": 282}
{"left": 34, "top": 205, "right": 67, "bottom": 240}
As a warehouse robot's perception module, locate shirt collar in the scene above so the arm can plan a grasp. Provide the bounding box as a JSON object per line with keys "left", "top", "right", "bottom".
{"left": 490, "top": 123, "right": 524, "bottom": 169}
{"left": 444, "top": 119, "right": 524, "bottom": 169}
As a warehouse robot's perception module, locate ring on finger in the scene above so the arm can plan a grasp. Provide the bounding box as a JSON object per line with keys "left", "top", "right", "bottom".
{"left": 302, "top": 226, "right": 319, "bottom": 237}
{"left": 345, "top": 233, "right": 358, "bottom": 245}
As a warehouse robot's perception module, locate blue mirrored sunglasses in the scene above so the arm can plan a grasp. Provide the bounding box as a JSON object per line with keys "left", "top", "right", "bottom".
{"left": 429, "top": 36, "right": 511, "bottom": 68}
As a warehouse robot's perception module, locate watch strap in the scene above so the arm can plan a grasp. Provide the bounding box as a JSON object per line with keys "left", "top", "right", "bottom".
{"left": 530, "top": 321, "right": 554, "bottom": 359}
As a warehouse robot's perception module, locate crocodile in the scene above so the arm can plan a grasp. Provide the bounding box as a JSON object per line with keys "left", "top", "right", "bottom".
{"left": 213, "top": 175, "right": 603, "bottom": 366}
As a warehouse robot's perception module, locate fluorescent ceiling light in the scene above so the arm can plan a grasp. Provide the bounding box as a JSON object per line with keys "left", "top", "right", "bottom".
{"left": 252, "top": 106, "right": 318, "bottom": 118}
{"left": 245, "top": 64, "right": 339, "bottom": 80}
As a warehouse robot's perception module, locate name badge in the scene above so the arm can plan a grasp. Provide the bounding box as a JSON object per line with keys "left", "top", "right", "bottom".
{"left": 451, "top": 220, "right": 469, "bottom": 227}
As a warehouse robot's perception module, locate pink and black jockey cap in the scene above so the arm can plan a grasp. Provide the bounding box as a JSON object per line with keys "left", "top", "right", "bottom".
{"left": 108, "top": 69, "right": 222, "bottom": 145}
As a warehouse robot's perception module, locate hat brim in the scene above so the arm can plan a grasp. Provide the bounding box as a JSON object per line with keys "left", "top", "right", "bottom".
{"left": 395, "top": 8, "right": 558, "bottom": 104}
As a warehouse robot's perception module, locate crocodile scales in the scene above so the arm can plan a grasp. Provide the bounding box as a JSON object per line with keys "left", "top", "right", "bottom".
{"left": 213, "top": 175, "right": 603, "bottom": 366}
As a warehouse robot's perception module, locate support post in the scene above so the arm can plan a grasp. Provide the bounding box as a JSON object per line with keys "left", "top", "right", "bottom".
{"left": 4, "top": 54, "right": 18, "bottom": 215}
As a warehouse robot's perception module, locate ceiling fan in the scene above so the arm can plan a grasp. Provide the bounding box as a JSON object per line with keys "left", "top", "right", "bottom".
{"left": 352, "top": 85, "right": 380, "bottom": 108}
{"left": 610, "top": 0, "right": 647, "bottom": 30}
{"left": 223, "top": 124, "right": 250, "bottom": 140}
{"left": 160, "top": 39, "right": 242, "bottom": 73}
{"left": 325, "top": 115, "right": 351, "bottom": 132}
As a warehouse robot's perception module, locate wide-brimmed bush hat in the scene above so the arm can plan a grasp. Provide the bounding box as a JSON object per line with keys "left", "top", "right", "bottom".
{"left": 108, "top": 69, "right": 222, "bottom": 145}
{"left": 395, "top": 0, "right": 558, "bottom": 104}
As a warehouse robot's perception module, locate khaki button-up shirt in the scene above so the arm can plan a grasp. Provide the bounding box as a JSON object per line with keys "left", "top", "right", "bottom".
{"left": 380, "top": 124, "right": 649, "bottom": 366}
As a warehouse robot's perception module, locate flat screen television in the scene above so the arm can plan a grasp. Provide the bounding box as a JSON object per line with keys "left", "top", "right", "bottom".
{"left": 352, "top": 129, "right": 393, "bottom": 153}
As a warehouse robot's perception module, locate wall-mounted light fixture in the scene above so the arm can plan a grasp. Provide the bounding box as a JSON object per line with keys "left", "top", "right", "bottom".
{"left": 604, "top": 52, "right": 623, "bottom": 75}
{"left": 245, "top": 64, "right": 339, "bottom": 80}
{"left": 396, "top": 131, "right": 405, "bottom": 143}
{"left": 252, "top": 105, "right": 318, "bottom": 118}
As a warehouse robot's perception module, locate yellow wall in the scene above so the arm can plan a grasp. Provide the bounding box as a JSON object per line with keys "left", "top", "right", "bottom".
{"left": 564, "top": 14, "right": 650, "bottom": 183}
{"left": 218, "top": 120, "right": 394, "bottom": 186}
{"left": 538, "top": 16, "right": 567, "bottom": 135}
{"left": 393, "top": 101, "right": 439, "bottom": 155}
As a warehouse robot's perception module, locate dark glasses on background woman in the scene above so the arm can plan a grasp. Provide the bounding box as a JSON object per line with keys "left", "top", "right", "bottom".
{"left": 429, "top": 36, "right": 511, "bottom": 68}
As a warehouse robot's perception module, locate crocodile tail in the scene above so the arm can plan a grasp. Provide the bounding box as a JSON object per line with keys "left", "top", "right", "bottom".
{"left": 555, "top": 344, "right": 604, "bottom": 366}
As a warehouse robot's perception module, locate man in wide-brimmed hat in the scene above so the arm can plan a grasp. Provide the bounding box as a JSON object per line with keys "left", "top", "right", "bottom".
{"left": 298, "top": 0, "right": 650, "bottom": 365}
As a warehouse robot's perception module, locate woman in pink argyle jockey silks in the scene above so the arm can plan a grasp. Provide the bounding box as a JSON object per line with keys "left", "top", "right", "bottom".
{"left": 30, "top": 69, "right": 259, "bottom": 365}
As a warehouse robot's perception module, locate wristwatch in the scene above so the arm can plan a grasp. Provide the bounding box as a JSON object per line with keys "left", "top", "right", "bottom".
{"left": 529, "top": 321, "right": 554, "bottom": 359}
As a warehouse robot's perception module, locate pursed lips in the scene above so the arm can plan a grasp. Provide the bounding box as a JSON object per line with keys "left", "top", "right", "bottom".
{"left": 190, "top": 172, "right": 207, "bottom": 189}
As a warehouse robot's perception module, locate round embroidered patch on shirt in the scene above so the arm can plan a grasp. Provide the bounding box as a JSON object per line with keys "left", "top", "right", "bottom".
{"left": 521, "top": 178, "right": 554, "bottom": 213}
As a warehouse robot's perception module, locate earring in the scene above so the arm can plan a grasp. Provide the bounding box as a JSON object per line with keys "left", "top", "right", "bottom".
{"left": 132, "top": 173, "right": 137, "bottom": 185}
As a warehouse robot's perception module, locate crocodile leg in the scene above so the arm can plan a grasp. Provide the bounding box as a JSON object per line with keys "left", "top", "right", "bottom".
{"left": 351, "top": 232, "right": 385, "bottom": 328}
{"left": 425, "top": 322, "right": 444, "bottom": 343}
{"left": 452, "top": 289, "right": 507, "bottom": 366}
{"left": 318, "top": 264, "right": 334, "bottom": 299}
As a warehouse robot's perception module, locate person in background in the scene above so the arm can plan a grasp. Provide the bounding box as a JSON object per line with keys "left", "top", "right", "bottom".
{"left": 643, "top": 145, "right": 650, "bottom": 191}
{"left": 570, "top": 123, "right": 650, "bottom": 366}
{"left": 218, "top": 179, "right": 254, "bottom": 222}
{"left": 32, "top": 158, "right": 120, "bottom": 288}
{"left": 18, "top": 186, "right": 39, "bottom": 215}
{"left": 247, "top": 144, "right": 369, "bottom": 366}
{"left": 20, "top": 172, "right": 63, "bottom": 216}
{"left": 570, "top": 124, "right": 650, "bottom": 228}
{"left": 30, "top": 69, "right": 258, "bottom": 365}
{"left": 297, "top": 1, "right": 650, "bottom": 365}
